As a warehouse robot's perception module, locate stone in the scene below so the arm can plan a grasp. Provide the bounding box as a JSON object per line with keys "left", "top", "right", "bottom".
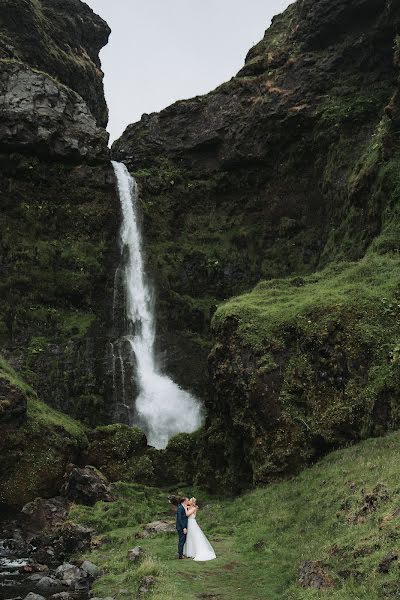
{"left": 138, "top": 521, "right": 175, "bottom": 538}
{"left": 127, "top": 547, "right": 144, "bottom": 563}
{"left": 28, "top": 574, "right": 45, "bottom": 582}
{"left": 0, "top": 63, "right": 109, "bottom": 162}
{"left": 80, "top": 560, "right": 101, "bottom": 579}
{"left": 50, "top": 593, "right": 76, "bottom": 600}
{"left": 61, "top": 465, "right": 114, "bottom": 506}
{"left": 24, "top": 594, "right": 46, "bottom": 600}
{"left": 36, "top": 576, "right": 60, "bottom": 591}
{"left": 22, "top": 497, "right": 69, "bottom": 533}
{"left": 31, "top": 523, "right": 92, "bottom": 565}
{"left": 138, "top": 576, "right": 156, "bottom": 595}
{"left": 299, "top": 561, "right": 335, "bottom": 590}
{"left": 55, "top": 563, "right": 84, "bottom": 584}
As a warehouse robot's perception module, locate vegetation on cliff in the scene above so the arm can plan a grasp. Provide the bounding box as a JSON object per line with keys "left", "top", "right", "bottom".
{"left": 0, "top": 356, "right": 88, "bottom": 506}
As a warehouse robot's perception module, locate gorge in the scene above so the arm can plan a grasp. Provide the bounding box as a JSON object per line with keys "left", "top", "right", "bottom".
{"left": 0, "top": 0, "right": 400, "bottom": 596}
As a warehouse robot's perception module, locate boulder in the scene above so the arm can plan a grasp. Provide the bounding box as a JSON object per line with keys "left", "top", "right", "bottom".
{"left": 80, "top": 560, "right": 101, "bottom": 579}
{"left": 36, "top": 576, "right": 60, "bottom": 591}
{"left": 61, "top": 465, "right": 113, "bottom": 506}
{"left": 138, "top": 521, "right": 175, "bottom": 538}
{"left": 24, "top": 594, "right": 46, "bottom": 600}
{"left": 0, "top": 377, "right": 27, "bottom": 426}
{"left": 0, "top": 63, "right": 109, "bottom": 162}
{"left": 22, "top": 497, "right": 69, "bottom": 533}
{"left": 31, "top": 523, "right": 92, "bottom": 564}
{"left": 55, "top": 563, "right": 84, "bottom": 585}
{"left": 50, "top": 593, "right": 76, "bottom": 600}
{"left": 299, "top": 561, "right": 334, "bottom": 589}
{"left": 127, "top": 547, "right": 144, "bottom": 563}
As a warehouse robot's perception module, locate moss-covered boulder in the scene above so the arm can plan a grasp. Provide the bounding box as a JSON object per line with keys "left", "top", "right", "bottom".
{"left": 0, "top": 357, "right": 88, "bottom": 507}
{"left": 85, "top": 424, "right": 150, "bottom": 482}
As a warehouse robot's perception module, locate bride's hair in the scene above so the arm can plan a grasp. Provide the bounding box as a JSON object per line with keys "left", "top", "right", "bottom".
{"left": 189, "top": 497, "right": 197, "bottom": 505}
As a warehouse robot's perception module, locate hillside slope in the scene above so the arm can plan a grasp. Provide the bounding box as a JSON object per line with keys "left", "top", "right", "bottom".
{"left": 71, "top": 431, "right": 400, "bottom": 600}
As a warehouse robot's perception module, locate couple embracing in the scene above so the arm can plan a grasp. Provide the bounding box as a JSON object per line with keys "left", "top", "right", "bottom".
{"left": 176, "top": 496, "right": 216, "bottom": 561}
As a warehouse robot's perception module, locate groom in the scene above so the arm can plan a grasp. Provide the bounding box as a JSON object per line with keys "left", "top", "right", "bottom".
{"left": 176, "top": 496, "right": 188, "bottom": 559}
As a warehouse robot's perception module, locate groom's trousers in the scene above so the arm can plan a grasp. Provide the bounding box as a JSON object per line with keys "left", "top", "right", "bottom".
{"left": 177, "top": 528, "right": 187, "bottom": 558}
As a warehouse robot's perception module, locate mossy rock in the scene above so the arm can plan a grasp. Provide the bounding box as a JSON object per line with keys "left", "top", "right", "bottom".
{"left": 200, "top": 253, "right": 400, "bottom": 492}
{"left": 0, "top": 356, "right": 88, "bottom": 507}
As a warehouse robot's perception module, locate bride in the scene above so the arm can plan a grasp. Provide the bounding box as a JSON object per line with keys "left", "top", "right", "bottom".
{"left": 184, "top": 497, "right": 216, "bottom": 561}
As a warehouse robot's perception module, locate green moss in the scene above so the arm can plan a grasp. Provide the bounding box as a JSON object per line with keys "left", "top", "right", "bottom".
{"left": 205, "top": 252, "right": 400, "bottom": 489}
{"left": 214, "top": 254, "right": 399, "bottom": 350}
{"left": 86, "top": 425, "right": 150, "bottom": 482}
{"left": 27, "top": 396, "right": 88, "bottom": 439}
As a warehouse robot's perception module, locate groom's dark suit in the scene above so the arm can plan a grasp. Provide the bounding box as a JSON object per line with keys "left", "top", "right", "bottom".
{"left": 176, "top": 503, "right": 188, "bottom": 558}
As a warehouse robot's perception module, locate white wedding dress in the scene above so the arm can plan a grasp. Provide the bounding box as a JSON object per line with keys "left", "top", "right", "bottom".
{"left": 184, "top": 513, "right": 216, "bottom": 561}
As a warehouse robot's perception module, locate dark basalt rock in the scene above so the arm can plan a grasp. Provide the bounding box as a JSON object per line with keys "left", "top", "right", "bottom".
{"left": 0, "top": 0, "right": 110, "bottom": 127}
{"left": 22, "top": 497, "right": 70, "bottom": 534}
{"left": 0, "top": 377, "right": 27, "bottom": 426}
{"left": 61, "top": 465, "right": 114, "bottom": 506}
{"left": 0, "top": 63, "right": 109, "bottom": 162}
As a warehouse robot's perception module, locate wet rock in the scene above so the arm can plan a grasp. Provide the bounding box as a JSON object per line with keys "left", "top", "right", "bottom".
{"left": 299, "top": 561, "right": 335, "bottom": 589}
{"left": 127, "top": 547, "right": 144, "bottom": 563}
{"left": 80, "top": 560, "right": 101, "bottom": 579}
{"left": 31, "top": 523, "right": 92, "bottom": 565}
{"left": 28, "top": 574, "right": 45, "bottom": 582}
{"left": 22, "top": 497, "right": 69, "bottom": 533}
{"left": 55, "top": 563, "right": 84, "bottom": 585}
{"left": 378, "top": 552, "right": 398, "bottom": 574}
{"left": 24, "top": 593, "right": 46, "bottom": 600}
{"left": 36, "top": 576, "right": 60, "bottom": 591}
{"left": 137, "top": 521, "right": 175, "bottom": 538}
{"left": 61, "top": 465, "right": 113, "bottom": 506}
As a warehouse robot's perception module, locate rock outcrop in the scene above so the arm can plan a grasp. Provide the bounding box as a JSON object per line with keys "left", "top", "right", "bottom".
{"left": 0, "top": 0, "right": 110, "bottom": 127}
{"left": 0, "top": 62, "right": 109, "bottom": 162}
{"left": 61, "top": 464, "right": 114, "bottom": 506}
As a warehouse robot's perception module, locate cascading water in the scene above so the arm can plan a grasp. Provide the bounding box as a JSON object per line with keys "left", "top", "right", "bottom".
{"left": 111, "top": 161, "right": 203, "bottom": 449}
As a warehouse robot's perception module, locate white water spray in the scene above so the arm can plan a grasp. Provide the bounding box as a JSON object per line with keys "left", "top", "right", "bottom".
{"left": 112, "top": 161, "right": 203, "bottom": 449}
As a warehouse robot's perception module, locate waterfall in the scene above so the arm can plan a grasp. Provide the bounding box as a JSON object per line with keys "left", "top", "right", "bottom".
{"left": 111, "top": 161, "right": 203, "bottom": 449}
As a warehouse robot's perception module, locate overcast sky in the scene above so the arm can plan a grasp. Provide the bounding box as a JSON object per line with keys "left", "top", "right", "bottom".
{"left": 85, "top": 0, "right": 294, "bottom": 143}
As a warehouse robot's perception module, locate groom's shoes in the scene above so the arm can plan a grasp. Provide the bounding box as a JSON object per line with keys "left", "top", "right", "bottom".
{"left": 178, "top": 556, "right": 184, "bottom": 559}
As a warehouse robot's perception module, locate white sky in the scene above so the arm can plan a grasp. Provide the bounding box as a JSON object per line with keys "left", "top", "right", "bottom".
{"left": 85, "top": 0, "right": 294, "bottom": 142}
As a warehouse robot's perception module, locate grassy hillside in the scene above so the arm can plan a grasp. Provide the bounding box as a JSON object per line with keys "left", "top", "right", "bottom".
{"left": 70, "top": 431, "right": 400, "bottom": 600}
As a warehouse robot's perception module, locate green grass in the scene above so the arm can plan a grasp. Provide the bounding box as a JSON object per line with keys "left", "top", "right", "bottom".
{"left": 27, "top": 396, "right": 88, "bottom": 439}
{"left": 213, "top": 253, "right": 400, "bottom": 351}
{"left": 70, "top": 432, "right": 400, "bottom": 600}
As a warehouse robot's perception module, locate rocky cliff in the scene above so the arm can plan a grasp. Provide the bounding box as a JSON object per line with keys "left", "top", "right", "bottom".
{"left": 0, "top": 0, "right": 120, "bottom": 506}
{"left": 113, "top": 0, "right": 400, "bottom": 490}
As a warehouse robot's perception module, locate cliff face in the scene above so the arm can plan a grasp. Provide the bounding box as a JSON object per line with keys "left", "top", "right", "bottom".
{"left": 0, "top": 0, "right": 118, "bottom": 430}
{"left": 113, "top": 0, "right": 400, "bottom": 489}
{"left": 0, "top": 0, "right": 110, "bottom": 127}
